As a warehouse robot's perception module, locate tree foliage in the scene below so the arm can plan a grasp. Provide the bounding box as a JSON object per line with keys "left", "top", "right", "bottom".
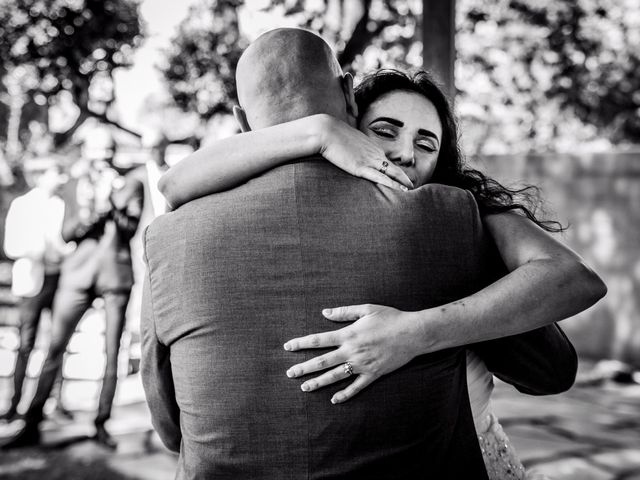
{"left": 263, "top": 0, "right": 423, "bottom": 72}
{"left": 161, "top": 0, "right": 423, "bottom": 123}
{"left": 456, "top": 0, "right": 640, "bottom": 153}
{"left": 161, "top": 0, "right": 247, "bottom": 120}
{"left": 0, "top": 0, "right": 143, "bottom": 151}
{"left": 161, "top": 0, "right": 639, "bottom": 152}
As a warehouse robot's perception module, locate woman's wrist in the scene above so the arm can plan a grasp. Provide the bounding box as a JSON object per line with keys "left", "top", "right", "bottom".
{"left": 310, "top": 113, "right": 339, "bottom": 156}
{"left": 410, "top": 308, "right": 454, "bottom": 355}
{"left": 395, "top": 310, "right": 432, "bottom": 358}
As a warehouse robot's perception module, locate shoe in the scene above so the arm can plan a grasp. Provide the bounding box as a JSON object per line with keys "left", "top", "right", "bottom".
{"left": 0, "top": 423, "right": 40, "bottom": 450}
{"left": 93, "top": 424, "right": 117, "bottom": 450}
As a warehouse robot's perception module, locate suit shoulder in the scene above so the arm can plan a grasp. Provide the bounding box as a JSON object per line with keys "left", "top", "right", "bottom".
{"left": 145, "top": 210, "right": 175, "bottom": 239}
{"left": 413, "top": 184, "right": 478, "bottom": 210}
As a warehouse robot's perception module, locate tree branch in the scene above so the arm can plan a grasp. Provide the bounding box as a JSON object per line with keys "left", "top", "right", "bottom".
{"left": 53, "top": 107, "right": 142, "bottom": 148}
{"left": 89, "top": 110, "right": 142, "bottom": 139}
{"left": 337, "top": 0, "right": 392, "bottom": 68}
{"left": 52, "top": 109, "right": 91, "bottom": 148}
{"left": 166, "top": 134, "right": 201, "bottom": 150}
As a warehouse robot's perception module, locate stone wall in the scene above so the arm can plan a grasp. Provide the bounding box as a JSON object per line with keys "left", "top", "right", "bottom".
{"left": 472, "top": 151, "right": 640, "bottom": 366}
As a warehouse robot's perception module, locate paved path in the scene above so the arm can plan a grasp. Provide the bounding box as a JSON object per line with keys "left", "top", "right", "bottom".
{"left": 1, "top": 365, "right": 639, "bottom": 479}
{"left": 493, "top": 377, "right": 640, "bottom": 480}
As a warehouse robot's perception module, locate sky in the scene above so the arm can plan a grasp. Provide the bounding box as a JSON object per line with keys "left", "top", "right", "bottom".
{"left": 112, "top": 0, "right": 199, "bottom": 135}
{"left": 111, "top": 0, "right": 296, "bottom": 139}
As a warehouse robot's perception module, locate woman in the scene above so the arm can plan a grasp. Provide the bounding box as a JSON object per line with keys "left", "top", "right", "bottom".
{"left": 159, "top": 69, "right": 606, "bottom": 479}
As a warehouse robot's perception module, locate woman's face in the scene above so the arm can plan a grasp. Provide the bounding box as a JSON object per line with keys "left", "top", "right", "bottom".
{"left": 358, "top": 90, "right": 442, "bottom": 187}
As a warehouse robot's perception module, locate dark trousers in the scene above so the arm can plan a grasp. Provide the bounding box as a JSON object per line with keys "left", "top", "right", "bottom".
{"left": 24, "top": 286, "right": 130, "bottom": 426}
{"left": 8, "top": 273, "right": 63, "bottom": 415}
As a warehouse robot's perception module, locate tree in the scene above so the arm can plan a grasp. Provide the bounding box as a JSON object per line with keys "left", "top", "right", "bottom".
{"left": 516, "top": 0, "right": 640, "bottom": 143}
{"left": 0, "top": 0, "right": 144, "bottom": 163}
{"left": 262, "top": 0, "right": 423, "bottom": 72}
{"left": 162, "top": 0, "right": 639, "bottom": 152}
{"left": 456, "top": 0, "right": 640, "bottom": 153}
{"left": 161, "top": 0, "right": 247, "bottom": 122}
{"left": 161, "top": 0, "right": 423, "bottom": 126}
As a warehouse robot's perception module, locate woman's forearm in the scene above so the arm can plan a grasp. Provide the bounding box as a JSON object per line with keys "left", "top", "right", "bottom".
{"left": 158, "top": 115, "right": 330, "bottom": 209}
{"left": 280, "top": 254, "right": 603, "bottom": 402}
{"left": 411, "top": 212, "right": 607, "bottom": 354}
{"left": 281, "top": 215, "right": 605, "bottom": 402}
{"left": 412, "top": 256, "right": 607, "bottom": 354}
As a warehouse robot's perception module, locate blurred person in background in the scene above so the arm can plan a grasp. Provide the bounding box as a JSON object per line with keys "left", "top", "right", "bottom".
{"left": 1, "top": 159, "right": 72, "bottom": 422}
{"left": 142, "top": 130, "right": 170, "bottom": 219}
{"left": 1, "top": 138, "right": 144, "bottom": 450}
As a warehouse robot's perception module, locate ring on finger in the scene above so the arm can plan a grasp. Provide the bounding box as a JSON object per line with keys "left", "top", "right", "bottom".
{"left": 378, "top": 160, "right": 389, "bottom": 175}
{"left": 343, "top": 361, "right": 354, "bottom": 377}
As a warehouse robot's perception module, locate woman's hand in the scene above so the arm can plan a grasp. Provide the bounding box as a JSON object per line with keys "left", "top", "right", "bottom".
{"left": 314, "top": 115, "right": 414, "bottom": 191}
{"left": 283, "top": 304, "right": 422, "bottom": 404}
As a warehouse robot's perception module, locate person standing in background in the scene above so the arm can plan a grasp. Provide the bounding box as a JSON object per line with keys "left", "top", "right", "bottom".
{"left": 1, "top": 140, "right": 144, "bottom": 450}
{"left": 142, "top": 131, "right": 170, "bottom": 218}
{"left": 1, "top": 160, "right": 72, "bottom": 422}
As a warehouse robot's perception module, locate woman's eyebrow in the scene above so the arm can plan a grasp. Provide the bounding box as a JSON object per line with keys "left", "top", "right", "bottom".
{"left": 417, "top": 129, "right": 440, "bottom": 142}
{"left": 368, "top": 116, "right": 403, "bottom": 127}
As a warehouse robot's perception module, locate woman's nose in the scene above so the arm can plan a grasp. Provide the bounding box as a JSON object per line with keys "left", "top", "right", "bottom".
{"left": 391, "top": 142, "right": 415, "bottom": 167}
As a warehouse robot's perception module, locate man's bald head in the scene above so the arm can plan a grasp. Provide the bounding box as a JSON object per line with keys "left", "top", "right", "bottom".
{"left": 235, "top": 28, "right": 354, "bottom": 130}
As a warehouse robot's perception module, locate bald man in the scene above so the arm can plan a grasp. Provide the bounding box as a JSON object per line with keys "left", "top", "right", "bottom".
{"left": 141, "top": 29, "right": 493, "bottom": 479}
{"left": 233, "top": 29, "right": 357, "bottom": 130}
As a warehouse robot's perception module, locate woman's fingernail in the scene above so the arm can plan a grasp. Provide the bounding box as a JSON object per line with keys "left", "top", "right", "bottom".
{"left": 322, "top": 308, "right": 332, "bottom": 316}
{"left": 301, "top": 383, "right": 310, "bottom": 392}
{"left": 286, "top": 369, "right": 296, "bottom": 378}
{"left": 283, "top": 343, "right": 291, "bottom": 351}
{"left": 331, "top": 395, "right": 342, "bottom": 404}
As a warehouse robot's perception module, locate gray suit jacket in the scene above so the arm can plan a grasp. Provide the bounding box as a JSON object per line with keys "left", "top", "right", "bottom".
{"left": 141, "top": 159, "right": 575, "bottom": 479}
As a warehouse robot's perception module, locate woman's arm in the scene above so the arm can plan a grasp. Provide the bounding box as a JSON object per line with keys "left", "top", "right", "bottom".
{"left": 418, "top": 212, "right": 606, "bottom": 347}
{"left": 472, "top": 323, "right": 578, "bottom": 395}
{"left": 284, "top": 213, "right": 607, "bottom": 403}
{"left": 159, "top": 114, "right": 412, "bottom": 209}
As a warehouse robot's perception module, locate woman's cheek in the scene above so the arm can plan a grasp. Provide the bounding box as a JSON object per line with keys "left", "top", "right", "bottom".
{"left": 419, "top": 158, "right": 438, "bottom": 185}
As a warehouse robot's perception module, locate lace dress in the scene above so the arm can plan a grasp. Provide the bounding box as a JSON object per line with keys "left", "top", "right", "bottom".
{"left": 466, "top": 350, "right": 549, "bottom": 480}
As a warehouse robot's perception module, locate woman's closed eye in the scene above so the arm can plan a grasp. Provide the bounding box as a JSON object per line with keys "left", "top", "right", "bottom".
{"left": 416, "top": 140, "right": 437, "bottom": 153}
{"left": 370, "top": 126, "right": 396, "bottom": 139}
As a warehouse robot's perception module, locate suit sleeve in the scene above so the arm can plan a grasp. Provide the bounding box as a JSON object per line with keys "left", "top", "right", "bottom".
{"left": 140, "top": 234, "right": 181, "bottom": 452}
{"left": 472, "top": 323, "right": 578, "bottom": 395}
{"left": 466, "top": 192, "right": 578, "bottom": 395}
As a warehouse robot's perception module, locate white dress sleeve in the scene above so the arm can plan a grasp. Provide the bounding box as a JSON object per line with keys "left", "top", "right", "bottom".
{"left": 466, "top": 349, "right": 494, "bottom": 433}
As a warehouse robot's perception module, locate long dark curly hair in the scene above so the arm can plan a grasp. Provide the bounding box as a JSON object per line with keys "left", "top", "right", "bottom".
{"left": 354, "top": 69, "right": 564, "bottom": 233}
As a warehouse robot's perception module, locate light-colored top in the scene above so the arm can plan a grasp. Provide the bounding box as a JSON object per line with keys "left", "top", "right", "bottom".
{"left": 466, "top": 349, "right": 495, "bottom": 434}
{"left": 146, "top": 161, "right": 168, "bottom": 216}
{"left": 467, "top": 351, "right": 536, "bottom": 479}
{"left": 3, "top": 187, "right": 69, "bottom": 297}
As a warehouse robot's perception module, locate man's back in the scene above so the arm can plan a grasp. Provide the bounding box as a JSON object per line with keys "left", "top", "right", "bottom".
{"left": 142, "top": 160, "right": 489, "bottom": 479}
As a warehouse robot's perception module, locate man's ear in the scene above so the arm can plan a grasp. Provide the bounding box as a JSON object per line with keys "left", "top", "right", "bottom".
{"left": 233, "top": 105, "right": 251, "bottom": 132}
{"left": 341, "top": 73, "right": 358, "bottom": 125}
